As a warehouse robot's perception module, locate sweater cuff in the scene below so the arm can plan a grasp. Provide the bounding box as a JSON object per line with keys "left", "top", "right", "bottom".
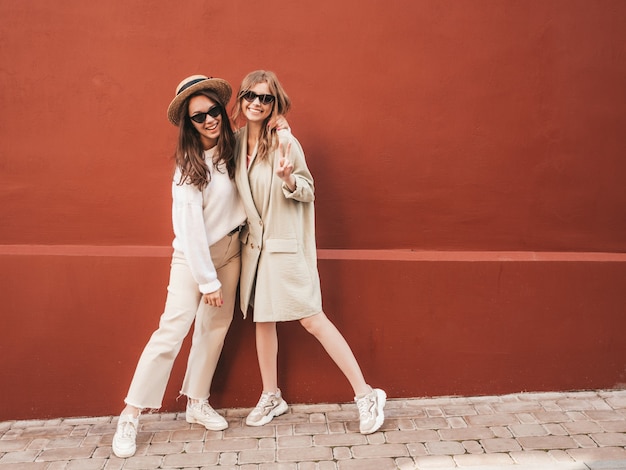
{"left": 199, "top": 278, "right": 222, "bottom": 295}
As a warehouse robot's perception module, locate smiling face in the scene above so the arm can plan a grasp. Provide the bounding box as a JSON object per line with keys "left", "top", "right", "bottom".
{"left": 188, "top": 94, "right": 222, "bottom": 149}
{"left": 242, "top": 82, "right": 274, "bottom": 124}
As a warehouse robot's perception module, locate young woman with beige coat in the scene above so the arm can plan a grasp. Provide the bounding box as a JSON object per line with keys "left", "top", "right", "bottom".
{"left": 233, "top": 70, "right": 386, "bottom": 435}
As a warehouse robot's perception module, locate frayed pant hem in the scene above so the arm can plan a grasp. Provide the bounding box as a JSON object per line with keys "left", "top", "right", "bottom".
{"left": 123, "top": 398, "right": 161, "bottom": 414}
{"left": 178, "top": 392, "right": 210, "bottom": 402}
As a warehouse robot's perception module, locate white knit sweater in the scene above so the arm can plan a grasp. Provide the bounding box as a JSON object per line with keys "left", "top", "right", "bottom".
{"left": 171, "top": 147, "right": 246, "bottom": 294}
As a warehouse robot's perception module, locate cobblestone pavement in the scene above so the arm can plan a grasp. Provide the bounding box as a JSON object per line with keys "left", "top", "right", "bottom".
{"left": 1, "top": 390, "right": 626, "bottom": 469}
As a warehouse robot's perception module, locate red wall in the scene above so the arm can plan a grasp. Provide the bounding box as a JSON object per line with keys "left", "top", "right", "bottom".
{"left": 1, "top": 0, "right": 625, "bottom": 420}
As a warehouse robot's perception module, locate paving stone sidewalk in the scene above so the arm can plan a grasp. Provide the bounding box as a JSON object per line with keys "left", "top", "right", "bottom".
{"left": 1, "top": 389, "right": 626, "bottom": 469}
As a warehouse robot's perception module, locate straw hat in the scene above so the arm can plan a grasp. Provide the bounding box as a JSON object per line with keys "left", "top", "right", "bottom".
{"left": 167, "top": 75, "right": 232, "bottom": 126}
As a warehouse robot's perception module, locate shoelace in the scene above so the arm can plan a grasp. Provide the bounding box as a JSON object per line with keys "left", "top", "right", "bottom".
{"left": 191, "top": 400, "right": 218, "bottom": 417}
{"left": 254, "top": 393, "right": 273, "bottom": 412}
{"left": 199, "top": 402, "right": 218, "bottom": 417}
{"left": 119, "top": 419, "right": 136, "bottom": 438}
{"left": 356, "top": 396, "right": 374, "bottom": 418}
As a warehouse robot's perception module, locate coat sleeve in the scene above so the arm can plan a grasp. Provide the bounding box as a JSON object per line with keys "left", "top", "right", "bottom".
{"left": 278, "top": 130, "right": 315, "bottom": 203}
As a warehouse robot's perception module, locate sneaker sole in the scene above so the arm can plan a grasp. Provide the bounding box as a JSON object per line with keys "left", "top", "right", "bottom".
{"left": 112, "top": 442, "right": 136, "bottom": 459}
{"left": 186, "top": 414, "right": 228, "bottom": 431}
{"left": 245, "top": 400, "right": 289, "bottom": 426}
{"left": 361, "top": 389, "right": 387, "bottom": 434}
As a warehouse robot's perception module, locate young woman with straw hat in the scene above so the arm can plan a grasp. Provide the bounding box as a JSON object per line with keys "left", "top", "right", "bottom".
{"left": 112, "top": 74, "right": 246, "bottom": 458}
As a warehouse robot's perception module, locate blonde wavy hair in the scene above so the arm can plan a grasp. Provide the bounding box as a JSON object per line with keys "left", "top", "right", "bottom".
{"left": 232, "top": 70, "right": 291, "bottom": 161}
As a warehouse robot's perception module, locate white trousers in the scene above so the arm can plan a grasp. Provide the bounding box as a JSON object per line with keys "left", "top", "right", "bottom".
{"left": 124, "top": 234, "right": 240, "bottom": 410}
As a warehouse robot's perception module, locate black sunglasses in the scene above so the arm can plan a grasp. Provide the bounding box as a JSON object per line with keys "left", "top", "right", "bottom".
{"left": 189, "top": 105, "right": 222, "bottom": 123}
{"left": 241, "top": 91, "right": 276, "bottom": 105}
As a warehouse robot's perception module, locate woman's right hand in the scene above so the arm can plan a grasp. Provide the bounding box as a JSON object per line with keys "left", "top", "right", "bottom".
{"left": 203, "top": 288, "right": 223, "bottom": 307}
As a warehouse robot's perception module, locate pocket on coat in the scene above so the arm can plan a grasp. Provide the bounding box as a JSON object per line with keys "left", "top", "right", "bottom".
{"left": 265, "top": 238, "right": 298, "bottom": 253}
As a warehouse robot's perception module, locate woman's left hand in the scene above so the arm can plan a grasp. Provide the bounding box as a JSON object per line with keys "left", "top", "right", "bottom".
{"left": 202, "top": 287, "right": 223, "bottom": 307}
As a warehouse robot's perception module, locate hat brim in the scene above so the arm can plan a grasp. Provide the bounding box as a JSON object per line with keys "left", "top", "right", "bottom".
{"left": 167, "top": 78, "right": 232, "bottom": 126}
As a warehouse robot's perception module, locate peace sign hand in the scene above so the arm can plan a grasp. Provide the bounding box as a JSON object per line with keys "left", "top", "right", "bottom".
{"left": 276, "top": 142, "right": 296, "bottom": 191}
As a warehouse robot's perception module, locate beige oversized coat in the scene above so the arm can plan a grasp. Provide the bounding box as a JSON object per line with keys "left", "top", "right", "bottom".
{"left": 235, "top": 126, "right": 322, "bottom": 322}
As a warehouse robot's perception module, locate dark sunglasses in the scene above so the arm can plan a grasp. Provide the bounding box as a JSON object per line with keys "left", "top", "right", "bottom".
{"left": 189, "top": 105, "right": 222, "bottom": 123}
{"left": 241, "top": 91, "right": 276, "bottom": 105}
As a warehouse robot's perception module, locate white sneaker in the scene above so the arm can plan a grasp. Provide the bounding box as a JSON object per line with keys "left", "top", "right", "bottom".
{"left": 112, "top": 414, "right": 138, "bottom": 458}
{"left": 186, "top": 400, "right": 228, "bottom": 431}
{"left": 246, "top": 389, "right": 289, "bottom": 426}
{"left": 355, "top": 387, "right": 386, "bottom": 434}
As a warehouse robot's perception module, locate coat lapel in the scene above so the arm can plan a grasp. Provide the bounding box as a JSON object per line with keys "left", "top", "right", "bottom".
{"left": 235, "top": 126, "right": 262, "bottom": 222}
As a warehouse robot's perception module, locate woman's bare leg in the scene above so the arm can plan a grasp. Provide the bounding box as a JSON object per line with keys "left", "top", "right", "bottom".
{"left": 255, "top": 321, "right": 279, "bottom": 392}
{"left": 299, "top": 312, "right": 370, "bottom": 396}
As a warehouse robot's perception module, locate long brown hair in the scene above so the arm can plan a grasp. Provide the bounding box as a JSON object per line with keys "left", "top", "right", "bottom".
{"left": 174, "top": 90, "right": 236, "bottom": 190}
{"left": 232, "top": 70, "right": 291, "bottom": 161}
